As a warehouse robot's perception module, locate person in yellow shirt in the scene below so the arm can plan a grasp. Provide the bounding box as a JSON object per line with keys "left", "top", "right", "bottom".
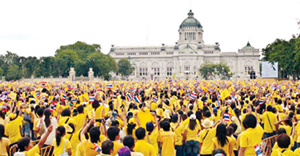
{"left": 183, "top": 114, "right": 200, "bottom": 156}
{"left": 107, "top": 126, "right": 123, "bottom": 156}
{"left": 199, "top": 118, "right": 217, "bottom": 156}
{"left": 53, "top": 126, "right": 72, "bottom": 156}
{"left": 0, "top": 124, "right": 10, "bottom": 156}
{"left": 261, "top": 105, "right": 278, "bottom": 139}
{"left": 146, "top": 121, "right": 159, "bottom": 155}
{"left": 58, "top": 109, "right": 76, "bottom": 127}
{"left": 15, "top": 125, "right": 53, "bottom": 156}
{"left": 5, "top": 113, "right": 22, "bottom": 147}
{"left": 134, "top": 127, "right": 156, "bottom": 156}
{"left": 73, "top": 106, "right": 85, "bottom": 133}
{"left": 238, "top": 113, "right": 264, "bottom": 156}
{"left": 212, "top": 123, "right": 233, "bottom": 156}
{"left": 158, "top": 121, "right": 176, "bottom": 156}
{"left": 80, "top": 118, "right": 103, "bottom": 156}
{"left": 101, "top": 140, "right": 114, "bottom": 156}
{"left": 271, "top": 134, "right": 294, "bottom": 156}
{"left": 171, "top": 114, "right": 184, "bottom": 156}
{"left": 122, "top": 135, "right": 144, "bottom": 156}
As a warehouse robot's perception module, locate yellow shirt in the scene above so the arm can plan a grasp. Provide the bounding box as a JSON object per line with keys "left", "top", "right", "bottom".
{"left": 137, "top": 111, "right": 155, "bottom": 129}
{"left": 53, "top": 137, "right": 72, "bottom": 156}
{"left": 147, "top": 128, "right": 159, "bottom": 155}
{"left": 279, "top": 125, "right": 292, "bottom": 136}
{"left": 185, "top": 124, "right": 201, "bottom": 141}
{"left": 66, "top": 130, "right": 80, "bottom": 156}
{"left": 5, "top": 116, "right": 22, "bottom": 144}
{"left": 158, "top": 131, "right": 176, "bottom": 156}
{"left": 271, "top": 148, "right": 294, "bottom": 156}
{"left": 75, "top": 142, "right": 84, "bottom": 156}
{"left": 134, "top": 140, "right": 156, "bottom": 156}
{"left": 261, "top": 111, "right": 277, "bottom": 133}
{"left": 199, "top": 127, "right": 216, "bottom": 155}
{"left": 73, "top": 113, "right": 85, "bottom": 133}
{"left": 212, "top": 136, "right": 232, "bottom": 156}
{"left": 230, "top": 135, "right": 237, "bottom": 156}
{"left": 58, "top": 116, "right": 76, "bottom": 127}
{"left": 23, "top": 145, "right": 40, "bottom": 156}
{"left": 170, "top": 123, "right": 184, "bottom": 146}
{"left": 0, "top": 137, "right": 10, "bottom": 156}
{"left": 294, "top": 148, "right": 300, "bottom": 155}
{"left": 240, "top": 125, "right": 264, "bottom": 156}
{"left": 112, "top": 141, "right": 123, "bottom": 156}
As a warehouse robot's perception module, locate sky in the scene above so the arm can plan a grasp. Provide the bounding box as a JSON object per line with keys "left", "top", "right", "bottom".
{"left": 0, "top": 0, "right": 299, "bottom": 57}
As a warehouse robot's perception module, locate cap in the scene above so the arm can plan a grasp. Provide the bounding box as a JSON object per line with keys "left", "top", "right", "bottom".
{"left": 117, "top": 146, "right": 131, "bottom": 156}
{"left": 213, "top": 107, "right": 218, "bottom": 113}
{"left": 146, "top": 122, "right": 154, "bottom": 130}
{"left": 9, "top": 113, "right": 16, "bottom": 119}
{"left": 190, "top": 114, "right": 196, "bottom": 120}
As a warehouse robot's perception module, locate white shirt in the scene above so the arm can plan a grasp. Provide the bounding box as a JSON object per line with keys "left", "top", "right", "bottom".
{"left": 41, "top": 117, "right": 58, "bottom": 145}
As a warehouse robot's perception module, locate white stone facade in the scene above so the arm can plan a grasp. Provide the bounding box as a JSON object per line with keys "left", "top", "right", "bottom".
{"left": 109, "top": 10, "right": 260, "bottom": 81}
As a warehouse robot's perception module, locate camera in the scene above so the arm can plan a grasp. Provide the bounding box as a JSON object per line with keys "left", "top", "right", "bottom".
{"left": 95, "top": 119, "right": 103, "bottom": 123}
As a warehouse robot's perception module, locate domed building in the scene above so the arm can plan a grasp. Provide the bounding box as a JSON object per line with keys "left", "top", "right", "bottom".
{"left": 109, "top": 10, "right": 260, "bottom": 80}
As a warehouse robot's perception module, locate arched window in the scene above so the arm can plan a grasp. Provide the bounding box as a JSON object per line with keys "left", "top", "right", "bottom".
{"left": 166, "top": 62, "right": 174, "bottom": 76}
{"left": 139, "top": 62, "right": 148, "bottom": 76}
{"left": 151, "top": 62, "right": 160, "bottom": 76}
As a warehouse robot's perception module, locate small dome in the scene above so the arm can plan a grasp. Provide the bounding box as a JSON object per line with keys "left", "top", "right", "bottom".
{"left": 242, "top": 42, "right": 255, "bottom": 50}
{"left": 180, "top": 10, "right": 202, "bottom": 29}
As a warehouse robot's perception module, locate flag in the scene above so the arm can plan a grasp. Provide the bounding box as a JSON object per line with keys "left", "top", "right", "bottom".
{"left": 220, "top": 89, "right": 230, "bottom": 100}
{"left": 259, "top": 99, "right": 266, "bottom": 105}
{"left": 254, "top": 144, "right": 262, "bottom": 156}
{"left": 71, "top": 98, "right": 77, "bottom": 102}
{"left": 190, "top": 93, "right": 197, "bottom": 100}
{"left": 93, "top": 143, "right": 101, "bottom": 153}
{"left": 62, "top": 92, "right": 67, "bottom": 99}
{"left": 224, "top": 113, "right": 230, "bottom": 122}
{"left": 36, "top": 92, "right": 40, "bottom": 98}
{"left": 129, "top": 87, "right": 136, "bottom": 93}
{"left": 133, "top": 95, "right": 142, "bottom": 104}
{"left": 198, "top": 88, "right": 203, "bottom": 93}
{"left": 216, "top": 100, "right": 221, "bottom": 107}
{"left": 168, "top": 79, "right": 173, "bottom": 84}
{"left": 89, "top": 95, "right": 95, "bottom": 103}
{"left": 126, "top": 94, "right": 133, "bottom": 101}
{"left": 152, "top": 96, "right": 158, "bottom": 102}
{"left": 0, "top": 95, "right": 7, "bottom": 101}
{"left": 106, "top": 84, "right": 113, "bottom": 89}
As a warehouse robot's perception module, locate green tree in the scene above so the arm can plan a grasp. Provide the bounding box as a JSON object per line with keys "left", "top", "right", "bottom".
{"left": 262, "top": 35, "right": 300, "bottom": 80}
{"left": 0, "top": 67, "right": 3, "bottom": 77}
{"left": 117, "top": 58, "right": 134, "bottom": 78}
{"left": 5, "top": 64, "right": 23, "bottom": 81}
{"left": 199, "top": 61, "right": 233, "bottom": 80}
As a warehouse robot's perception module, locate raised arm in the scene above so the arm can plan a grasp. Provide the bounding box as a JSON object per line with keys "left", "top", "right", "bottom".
{"left": 38, "top": 125, "right": 53, "bottom": 149}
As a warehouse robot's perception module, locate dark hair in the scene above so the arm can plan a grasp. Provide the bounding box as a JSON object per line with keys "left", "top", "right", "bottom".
{"left": 229, "top": 123, "right": 238, "bottom": 133}
{"left": 226, "top": 126, "right": 234, "bottom": 136}
{"left": 277, "top": 134, "right": 290, "bottom": 148}
{"left": 0, "top": 124, "right": 4, "bottom": 141}
{"left": 101, "top": 140, "right": 114, "bottom": 154}
{"left": 216, "top": 123, "right": 229, "bottom": 147}
{"left": 56, "top": 126, "right": 66, "bottom": 146}
{"left": 123, "top": 135, "right": 135, "bottom": 149}
{"left": 107, "top": 126, "right": 120, "bottom": 141}
{"left": 77, "top": 106, "right": 84, "bottom": 114}
{"left": 242, "top": 114, "right": 257, "bottom": 129}
{"left": 89, "top": 127, "right": 101, "bottom": 143}
{"left": 37, "top": 108, "right": 44, "bottom": 117}
{"left": 212, "top": 148, "right": 227, "bottom": 156}
{"left": 234, "top": 108, "right": 241, "bottom": 124}
{"left": 135, "top": 127, "right": 146, "bottom": 140}
{"left": 111, "top": 120, "right": 119, "bottom": 127}
{"left": 17, "top": 137, "right": 31, "bottom": 152}
{"left": 189, "top": 119, "right": 197, "bottom": 130}
{"left": 44, "top": 109, "right": 51, "bottom": 128}
{"left": 267, "top": 105, "right": 273, "bottom": 112}
{"left": 196, "top": 110, "right": 202, "bottom": 124}
{"left": 162, "top": 121, "right": 170, "bottom": 131}
{"left": 204, "top": 110, "right": 211, "bottom": 117}
{"left": 171, "top": 114, "right": 178, "bottom": 123}
{"left": 61, "top": 109, "right": 71, "bottom": 117}
{"left": 278, "top": 128, "right": 287, "bottom": 135}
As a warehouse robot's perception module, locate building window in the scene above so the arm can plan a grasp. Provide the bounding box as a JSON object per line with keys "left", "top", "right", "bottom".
{"left": 116, "top": 53, "right": 124, "bottom": 55}
{"left": 151, "top": 52, "right": 160, "bottom": 55}
{"left": 152, "top": 68, "right": 160, "bottom": 75}
{"left": 139, "top": 68, "right": 148, "bottom": 76}
{"left": 167, "top": 67, "right": 172, "bottom": 76}
{"left": 128, "top": 53, "right": 136, "bottom": 55}
{"left": 204, "top": 51, "right": 214, "bottom": 54}
{"left": 167, "top": 52, "right": 174, "bottom": 55}
{"left": 245, "top": 66, "right": 253, "bottom": 74}
{"left": 184, "top": 66, "right": 190, "bottom": 71}
{"left": 139, "top": 52, "right": 148, "bottom": 55}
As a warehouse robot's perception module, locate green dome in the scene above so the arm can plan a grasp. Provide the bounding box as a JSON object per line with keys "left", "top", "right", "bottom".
{"left": 242, "top": 42, "right": 255, "bottom": 50}
{"left": 180, "top": 10, "right": 202, "bottom": 28}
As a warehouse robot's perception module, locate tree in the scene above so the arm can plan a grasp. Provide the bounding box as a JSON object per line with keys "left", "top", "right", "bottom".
{"left": 5, "top": 64, "right": 23, "bottom": 81}
{"left": 117, "top": 58, "right": 134, "bottom": 78}
{"left": 0, "top": 67, "right": 3, "bottom": 77}
{"left": 199, "top": 61, "right": 233, "bottom": 80}
{"left": 262, "top": 35, "right": 300, "bottom": 80}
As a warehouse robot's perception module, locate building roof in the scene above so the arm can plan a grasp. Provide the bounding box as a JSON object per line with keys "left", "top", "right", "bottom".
{"left": 242, "top": 42, "right": 255, "bottom": 50}
{"left": 179, "top": 44, "right": 197, "bottom": 54}
{"left": 179, "top": 10, "right": 202, "bottom": 28}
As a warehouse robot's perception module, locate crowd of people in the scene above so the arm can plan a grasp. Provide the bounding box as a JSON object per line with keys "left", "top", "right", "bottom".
{"left": 0, "top": 80, "right": 299, "bottom": 156}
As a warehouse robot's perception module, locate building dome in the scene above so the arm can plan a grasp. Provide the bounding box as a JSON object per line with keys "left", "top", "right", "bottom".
{"left": 180, "top": 10, "right": 202, "bottom": 29}
{"left": 242, "top": 42, "right": 255, "bottom": 50}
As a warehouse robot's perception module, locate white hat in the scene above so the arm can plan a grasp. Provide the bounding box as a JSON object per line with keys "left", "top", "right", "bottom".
{"left": 190, "top": 114, "right": 196, "bottom": 120}
{"left": 202, "top": 118, "right": 213, "bottom": 128}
